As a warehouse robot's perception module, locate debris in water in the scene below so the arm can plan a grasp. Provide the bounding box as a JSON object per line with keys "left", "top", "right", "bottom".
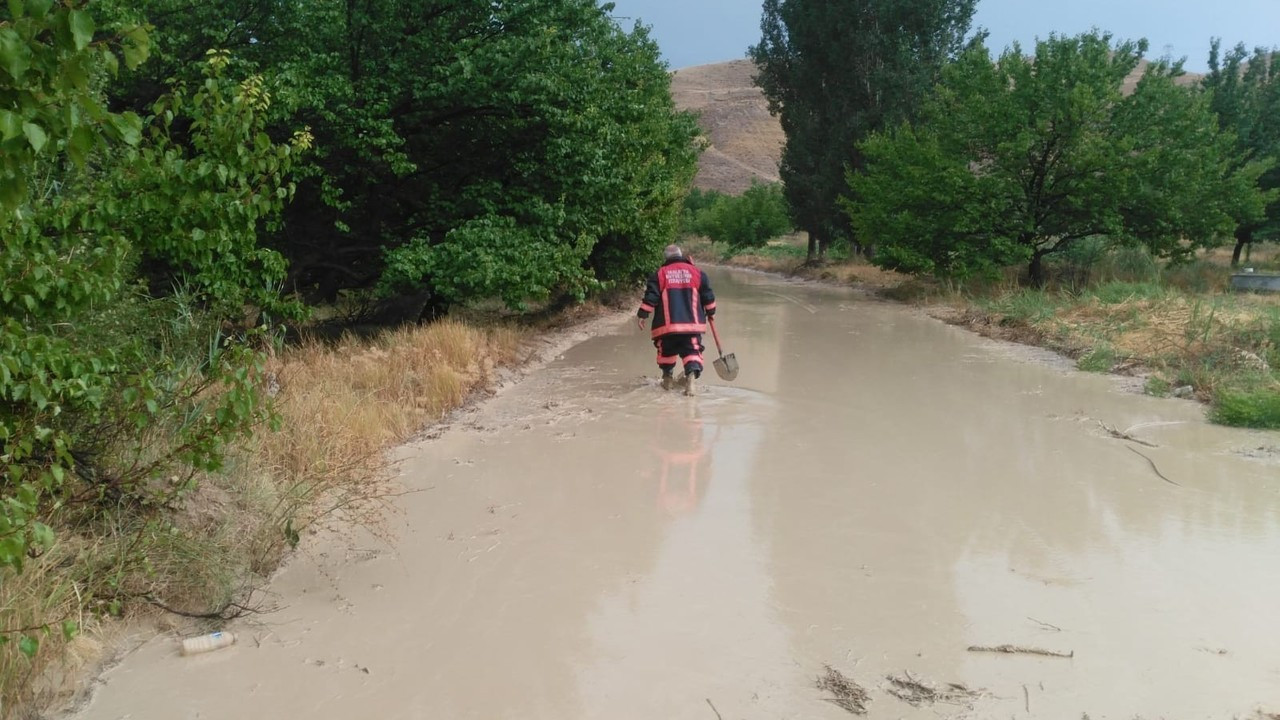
{"left": 1097, "top": 421, "right": 1158, "bottom": 447}
{"left": 705, "top": 698, "right": 723, "bottom": 720}
{"left": 1027, "top": 616, "right": 1063, "bottom": 632}
{"left": 968, "top": 644, "right": 1074, "bottom": 659}
{"left": 816, "top": 665, "right": 871, "bottom": 715}
{"left": 1125, "top": 446, "right": 1181, "bottom": 486}
{"left": 884, "top": 672, "right": 982, "bottom": 707}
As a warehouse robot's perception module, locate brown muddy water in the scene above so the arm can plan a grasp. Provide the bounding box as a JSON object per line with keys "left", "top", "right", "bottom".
{"left": 72, "top": 269, "right": 1280, "bottom": 719}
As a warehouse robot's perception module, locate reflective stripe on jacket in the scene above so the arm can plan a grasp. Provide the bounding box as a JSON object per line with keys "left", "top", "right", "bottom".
{"left": 637, "top": 258, "right": 716, "bottom": 338}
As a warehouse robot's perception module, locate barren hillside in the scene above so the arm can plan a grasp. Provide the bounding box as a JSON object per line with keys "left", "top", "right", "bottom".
{"left": 670, "top": 60, "right": 783, "bottom": 194}
{"left": 671, "top": 59, "right": 1203, "bottom": 196}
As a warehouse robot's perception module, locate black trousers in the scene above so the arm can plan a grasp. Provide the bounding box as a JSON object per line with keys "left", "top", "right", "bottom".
{"left": 654, "top": 333, "right": 705, "bottom": 375}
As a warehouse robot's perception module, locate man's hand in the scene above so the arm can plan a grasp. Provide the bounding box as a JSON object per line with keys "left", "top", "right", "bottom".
{"left": 636, "top": 317, "right": 646, "bottom": 331}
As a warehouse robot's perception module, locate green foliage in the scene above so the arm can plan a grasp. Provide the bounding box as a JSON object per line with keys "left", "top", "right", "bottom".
{"left": 117, "top": 52, "right": 311, "bottom": 319}
{"left": 1203, "top": 40, "right": 1280, "bottom": 263}
{"left": 1, "top": 2, "right": 302, "bottom": 662}
{"left": 680, "top": 187, "right": 725, "bottom": 234}
{"left": 691, "top": 182, "right": 792, "bottom": 250}
{"left": 750, "top": 0, "right": 978, "bottom": 258}
{"left": 0, "top": 0, "right": 149, "bottom": 209}
{"left": 1211, "top": 384, "right": 1280, "bottom": 428}
{"left": 848, "top": 32, "right": 1266, "bottom": 284}
{"left": 1088, "top": 281, "right": 1170, "bottom": 305}
{"left": 1077, "top": 345, "right": 1118, "bottom": 373}
{"left": 1144, "top": 375, "right": 1172, "bottom": 397}
{"left": 104, "top": 0, "right": 701, "bottom": 310}
{"left": 979, "top": 290, "right": 1058, "bottom": 325}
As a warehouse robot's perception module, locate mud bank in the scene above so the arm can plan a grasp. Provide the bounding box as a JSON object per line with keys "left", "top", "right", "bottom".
{"left": 72, "top": 268, "right": 1279, "bottom": 720}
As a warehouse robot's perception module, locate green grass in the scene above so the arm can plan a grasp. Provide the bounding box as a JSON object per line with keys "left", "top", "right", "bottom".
{"left": 732, "top": 242, "right": 808, "bottom": 261}
{"left": 1210, "top": 385, "right": 1280, "bottom": 429}
{"left": 1144, "top": 375, "right": 1172, "bottom": 397}
{"left": 1086, "top": 281, "right": 1170, "bottom": 305}
{"left": 979, "top": 289, "right": 1060, "bottom": 324}
{"left": 1077, "top": 344, "right": 1118, "bottom": 372}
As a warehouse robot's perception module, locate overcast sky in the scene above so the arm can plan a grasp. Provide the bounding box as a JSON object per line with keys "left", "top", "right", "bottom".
{"left": 606, "top": 0, "right": 1280, "bottom": 72}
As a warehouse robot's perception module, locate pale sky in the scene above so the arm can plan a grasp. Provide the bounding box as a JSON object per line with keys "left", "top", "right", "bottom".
{"left": 607, "top": 0, "right": 1280, "bottom": 72}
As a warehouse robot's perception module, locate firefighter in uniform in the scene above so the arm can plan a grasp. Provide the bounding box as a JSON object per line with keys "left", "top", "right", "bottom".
{"left": 636, "top": 245, "right": 717, "bottom": 396}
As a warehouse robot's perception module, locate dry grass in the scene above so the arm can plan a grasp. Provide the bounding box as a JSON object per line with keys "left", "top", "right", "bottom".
{"left": 252, "top": 321, "right": 523, "bottom": 549}
{"left": 684, "top": 234, "right": 911, "bottom": 294}
{"left": 5, "top": 319, "right": 527, "bottom": 718}
{"left": 816, "top": 665, "right": 871, "bottom": 715}
{"left": 957, "top": 283, "right": 1280, "bottom": 427}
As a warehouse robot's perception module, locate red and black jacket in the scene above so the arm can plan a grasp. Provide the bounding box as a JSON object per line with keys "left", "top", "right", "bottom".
{"left": 637, "top": 257, "right": 716, "bottom": 338}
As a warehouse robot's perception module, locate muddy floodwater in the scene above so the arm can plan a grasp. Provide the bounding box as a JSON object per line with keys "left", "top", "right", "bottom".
{"left": 74, "top": 269, "right": 1280, "bottom": 719}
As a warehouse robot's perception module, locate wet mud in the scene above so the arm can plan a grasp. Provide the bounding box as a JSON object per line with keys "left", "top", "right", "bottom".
{"left": 73, "top": 269, "right": 1280, "bottom": 719}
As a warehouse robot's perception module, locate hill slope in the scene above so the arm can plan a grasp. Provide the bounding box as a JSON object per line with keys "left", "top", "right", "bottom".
{"left": 670, "top": 60, "right": 783, "bottom": 194}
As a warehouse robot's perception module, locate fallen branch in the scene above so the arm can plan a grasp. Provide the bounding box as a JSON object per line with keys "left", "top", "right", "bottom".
{"left": 1125, "top": 446, "right": 1181, "bottom": 487}
{"left": 967, "top": 644, "right": 1073, "bottom": 659}
{"left": 705, "top": 699, "right": 723, "bottom": 720}
{"left": 1098, "top": 421, "right": 1158, "bottom": 447}
{"left": 1027, "top": 616, "right": 1062, "bottom": 632}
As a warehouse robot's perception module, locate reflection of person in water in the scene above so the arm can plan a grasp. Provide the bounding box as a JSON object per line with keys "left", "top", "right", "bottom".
{"left": 652, "top": 405, "right": 711, "bottom": 516}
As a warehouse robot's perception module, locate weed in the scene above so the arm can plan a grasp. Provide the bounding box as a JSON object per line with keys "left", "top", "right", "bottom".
{"left": 1144, "top": 375, "right": 1172, "bottom": 397}
{"left": 1088, "top": 281, "right": 1169, "bottom": 305}
{"left": 1211, "top": 381, "right": 1280, "bottom": 429}
{"left": 1078, "top": 345, "right": 1118, "bottom": 372}
{"left": 981, "top": 290, "right": 1059, "bottom": 325}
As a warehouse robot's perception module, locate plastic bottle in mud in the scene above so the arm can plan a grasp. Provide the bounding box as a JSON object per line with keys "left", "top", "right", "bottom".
{"left": 180, "top": 631, "right": 236, "bottom": 656}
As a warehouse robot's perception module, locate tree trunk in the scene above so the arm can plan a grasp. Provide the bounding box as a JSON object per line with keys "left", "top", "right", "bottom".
{"left": 1028, "top": 252, "right": 1047, "bottom": 287}
{"left": 1231, "top": 226, "right": 1254, "bottom": 268}
{"left": 806, "top": 231, "right": 821, "bottom": 264}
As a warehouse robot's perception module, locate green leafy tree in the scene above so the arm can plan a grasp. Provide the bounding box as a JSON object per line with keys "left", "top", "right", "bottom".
{"left": 696, "top": 181, "right": 793, "bottom": 250}
{"left": 1, "top": 1, "right": 151, "bottom": 581}
{"left": 750, "top": 0, "right": 978, "bottom": 261}
{"left": 680, "top": 187, "right": 723, "bottom": 234}
{"left": 2, "top": 0, "right": 303, "bottom": 617}
{"left": 1203, "top": 40, "right": 1280, "bottom": 266}
{"left": 846, "top": 33, "right": 1266, "bottom": 284}
{"left": 103, "top": 0, "right": 701, "bottom": 311}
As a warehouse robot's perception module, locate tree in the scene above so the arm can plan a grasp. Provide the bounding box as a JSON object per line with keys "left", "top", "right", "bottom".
{"left": 2, "top": 0, "right": 303, "bottom": 592}
{"left": 102, "top": 0, "right": 701, "bottom": 311}
{"left": 1203, "top": 40, "right": 1280, "bottom": 266}
{"left": 846, "top": 33, "right": 1266, "bottom": 284}
{"left": 694, "top": 181, "right": 793, "bottom": 250}
{"left": 750, "top": 0, "right": 978, "bottom": 262}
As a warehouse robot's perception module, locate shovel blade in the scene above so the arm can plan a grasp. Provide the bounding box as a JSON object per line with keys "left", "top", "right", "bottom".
{"left": 712, "top": 353, "right": 739, "bottom": 381}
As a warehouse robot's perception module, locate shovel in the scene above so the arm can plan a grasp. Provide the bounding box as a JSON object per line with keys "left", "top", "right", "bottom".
{"left": 707, "top": 316, "right": 739, "bottom": 381}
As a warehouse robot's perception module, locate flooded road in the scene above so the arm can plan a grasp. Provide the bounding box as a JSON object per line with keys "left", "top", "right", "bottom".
{"left": 75, "top": 268, "right": 1280, "bottom": 719}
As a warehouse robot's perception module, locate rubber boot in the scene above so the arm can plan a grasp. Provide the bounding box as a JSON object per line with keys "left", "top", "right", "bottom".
{"left": 661, "top": 371, "right": 675, "bottom": 391}
{"left": 683, "top": 370, "right": 699, "bottom": 396}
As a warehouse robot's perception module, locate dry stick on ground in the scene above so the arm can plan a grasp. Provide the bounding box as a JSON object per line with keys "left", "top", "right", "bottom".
{"left": 705, "top": 699, "right": 723, "bottom": 720}
{"left": 1097, "top": 421, "right": 1159, "bottom": 447}
{"left": 817, "top": 665, "right": 871, "bottom": 715}
{"left": 1027, "top": 616, "right": 1063, "bottom": 632}
{"left": 1023, "top": 684, "right": 1030, "bottom": 713}
{"left": 967, "top": 644, "right": 1074, "bottom": 659}
{"left": 1125, "top": 446, "right": 1182, "bottom": 487}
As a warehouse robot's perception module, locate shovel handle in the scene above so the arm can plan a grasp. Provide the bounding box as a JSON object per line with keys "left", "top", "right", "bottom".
{"left": 708, "top": 315, "right": 724, "bottom": 355}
